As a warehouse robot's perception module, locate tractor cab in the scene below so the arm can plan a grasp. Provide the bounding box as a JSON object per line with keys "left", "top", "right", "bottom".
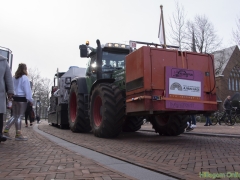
{"left": 80, "top": 41, "right": 130, "bottom": 80}
{"left": 0, "top": 46, "right": 13, "bottom": 70}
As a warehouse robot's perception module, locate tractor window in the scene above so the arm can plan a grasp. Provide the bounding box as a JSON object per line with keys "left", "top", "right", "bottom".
{"left": 102, "top": 52, "right": 127, "bottom": 68}
{"left": 0, "top": 49, "right": 13, "bottom": 70}
{"left": 118, "top": 60, "right": 125, "bottom": 69}
{"left": 110, "top": 60, "right": 116, "bottom": 67}
{"left": 0, "top": 49, "right": 8, "bottom": 58}
{"left": 102, "top": 60, "right": 106, "bottom": 66}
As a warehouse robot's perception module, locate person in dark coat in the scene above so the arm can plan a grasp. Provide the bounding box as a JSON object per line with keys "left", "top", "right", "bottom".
{"left": 224, "top": 96, "right": 232, "bottom": 110}
{"left": 36, "top": 115, "right": 40, "bottom": 124}
{"left": 220, "top": 95, "right": 232, "bottom": 125}
{"left": 0, "top": 54, "right": 14, "bottom": 143}
{"left": 25, "top": 102, "right": 33, "bottom": 127}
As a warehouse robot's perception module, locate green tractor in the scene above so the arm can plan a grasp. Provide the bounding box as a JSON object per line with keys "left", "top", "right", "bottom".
{"left": 68, "top": 40, "right": 143, "bottom": 138}
{"left": 68, "top": 39, "right": 217, "bottom": 138}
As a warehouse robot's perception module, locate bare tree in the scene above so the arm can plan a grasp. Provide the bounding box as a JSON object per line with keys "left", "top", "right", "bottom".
{"left": 168, "top": 2, "right": 186, "bottom": 50}
{"left": 28, "top": 68, "right": 52, "bottom": 118}
{"left": 185, "top": 21, "right": 197, "bottom": 52}
{"left": 28, "top": 68, "right": 41, "bottom": 98}
{"left": 213, "top": 49, "right": 232, "bottom": 76}
{"left": 185, "top": 15, "right": 222, "bottom": 53}
{"left": 37, "top": 78, "right": 51, "bottom": 118}
{"left": 233, "top": 18, "right": 240, "bottom": 46}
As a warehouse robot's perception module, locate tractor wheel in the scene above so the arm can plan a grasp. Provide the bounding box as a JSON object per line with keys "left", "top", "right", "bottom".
{"left": 122, "top": 116, "right": 143, "bottom": 132}
{"left": 149, "top": 114, "right": 188, "bottom": 136}
{"left": 68, "top": 82, "right": 91, "bottom": 133}
{"left": 59, "top": 124, "right": 69, "bottom": 129}
{"left": 90, "top": 83, "right": 125, "bottom": 138}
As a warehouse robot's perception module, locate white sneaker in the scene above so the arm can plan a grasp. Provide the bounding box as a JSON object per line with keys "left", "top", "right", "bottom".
{"left": 15, "top": 134, "right": 28, "bottom": 141}
{"left": 191, "top": 125, "right": 197, "bottom": 128}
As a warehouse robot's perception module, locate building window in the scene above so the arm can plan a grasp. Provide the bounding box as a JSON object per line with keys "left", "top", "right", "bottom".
{"left": 232, "top": 78, "right": 235, "bottom": 91}
{"left": 229, "top": 78, "right": 231, "bottom": 90}
{"left": 236, "top": 79, "right": 238, "bottom": 91}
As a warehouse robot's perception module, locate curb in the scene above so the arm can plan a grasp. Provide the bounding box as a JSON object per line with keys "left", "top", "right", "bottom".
{"left": 139, "top": 128, "right": 240, "bottom": 138}
{"left": 184, "top": 132, "right": 240, "bottom": 138}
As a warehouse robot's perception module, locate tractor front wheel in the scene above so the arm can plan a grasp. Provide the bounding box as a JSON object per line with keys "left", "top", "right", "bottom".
{"left": 90, "top": 83, "right": 125, "bottom": 138}
{"left": 68, "top": 82, "right": 91, "bottom": 133}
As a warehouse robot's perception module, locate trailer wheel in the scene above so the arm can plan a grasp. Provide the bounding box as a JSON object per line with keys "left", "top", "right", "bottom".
{"left": 90, "top": 83, "right": 125, "bottom": 138}
{"left": 149, "top": 114, "right": 188, "bottom": 136}
{"left": 68, "top": 82, "right": 91, "bottom": 133}
{"left": 122, "top": 116, "right": 143, "bottom": 132}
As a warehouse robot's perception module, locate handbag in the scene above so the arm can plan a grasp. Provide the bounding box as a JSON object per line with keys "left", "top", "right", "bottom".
{"left": 30, "top": 109, "right": 35, "bottom": 121}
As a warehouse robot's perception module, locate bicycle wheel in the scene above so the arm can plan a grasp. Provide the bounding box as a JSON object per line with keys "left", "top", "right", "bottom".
{"left": 210, "top": 113, "right": 218, "bottom": 125}
{"left": 223, "top": 115, "right": 234, "bottom": 126}
{"left": 218, "top": 112, "right": 224, "bottom": 121}
{"left": 196, "top": 115, "right": 201, "bottom": 123}
{"left": 233, "top": 115, "right": 240, "bottom": 125}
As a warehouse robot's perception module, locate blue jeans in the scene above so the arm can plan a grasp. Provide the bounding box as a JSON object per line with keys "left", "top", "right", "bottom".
{"left": 191, "top": 115, "right": 196, "bottom": 125}
{"left": 205, "top": 116, "right": 212, "bottom": 125}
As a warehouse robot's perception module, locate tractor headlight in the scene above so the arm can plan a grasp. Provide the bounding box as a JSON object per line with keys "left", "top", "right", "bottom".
{"left": 91, "top": 62, "right": 97, "bottom": 68}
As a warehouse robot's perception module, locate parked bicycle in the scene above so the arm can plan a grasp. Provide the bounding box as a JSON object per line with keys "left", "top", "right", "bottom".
{"left": 222, "top": 107, "right": 240, "bottom": 126}
{"left": 196, "top": 115, "right": 202, "bottom": 123}
{"left": 211, "top": 107, "right": 240, "bottom": 126}
{"left": 210, "top": 111, "right": 224, "bottom": 125}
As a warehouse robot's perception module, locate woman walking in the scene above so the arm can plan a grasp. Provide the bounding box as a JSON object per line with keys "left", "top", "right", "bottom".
{"left": 3, "top": 63, "right": 33, "bottom": 141}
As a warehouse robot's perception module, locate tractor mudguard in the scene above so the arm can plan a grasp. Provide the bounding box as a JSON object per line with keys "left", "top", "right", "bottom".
{"left": 72, "top": 77, "right": 88, "bottom": 94}
{"left": 90, "top": 78, "right": 115, "bottom": 96}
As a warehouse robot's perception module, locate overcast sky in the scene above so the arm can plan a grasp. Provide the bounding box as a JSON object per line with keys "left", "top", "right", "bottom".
{"left": 1, "top": 0, "right": 240, "bottom": 80}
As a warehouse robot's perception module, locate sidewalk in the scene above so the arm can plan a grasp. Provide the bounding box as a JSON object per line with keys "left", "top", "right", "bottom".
{"left": 0, "top": 121, "right": 135, "bottom": 180}
{"left": 2, "top": 120, "right": 240, "bottom": 180}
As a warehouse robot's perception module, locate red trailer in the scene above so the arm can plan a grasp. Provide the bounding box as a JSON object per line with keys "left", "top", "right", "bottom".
{"left": 125, "top": 46, "right": 217, "bottom": 135}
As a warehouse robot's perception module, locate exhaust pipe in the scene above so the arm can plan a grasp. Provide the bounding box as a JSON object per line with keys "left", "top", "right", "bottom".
{"left": 96, "top": 39, "right": 102, "bottom": 80}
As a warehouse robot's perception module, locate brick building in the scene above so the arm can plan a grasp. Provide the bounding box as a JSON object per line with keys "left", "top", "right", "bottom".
{"left": 213, "top": 45, "right": 240, "bottom": 109}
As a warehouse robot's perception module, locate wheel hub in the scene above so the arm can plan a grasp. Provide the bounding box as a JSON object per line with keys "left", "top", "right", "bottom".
{"left": 154, "top": 115, "right": 169, "bottom": 126}
{"left": 93, "top": 96, "right": 102, "bottom": 127}
{"left": 70, "top": 92, "right": 77, "bottom": 122}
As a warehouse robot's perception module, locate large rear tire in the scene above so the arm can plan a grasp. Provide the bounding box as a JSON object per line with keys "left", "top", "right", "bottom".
{"left": 122, "top": 116, "right": 143, "bottom": 132}
{"left": 68, "top": 82, "right": 91, "bottom": 133}
{"left": 90, "top": 83, "right": 125, "bottom": 138}
{"left": 149, "top": 114, "right": 188, "bottom": 136}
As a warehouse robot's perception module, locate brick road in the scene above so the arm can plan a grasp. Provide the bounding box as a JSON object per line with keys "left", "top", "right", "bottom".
{"left": 2, "top": 121, "right": 240, "bottom": 180}
{"left": 0, "top": 122, "right": 136, "bottom": 180}
{"left": 38, "top": 121, "right": 240, "bottom": 180}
